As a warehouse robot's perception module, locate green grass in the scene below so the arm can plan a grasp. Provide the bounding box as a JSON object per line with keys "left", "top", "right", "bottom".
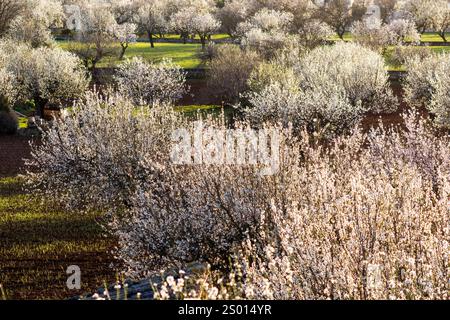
{"left": 58, "top": 41, "right": 204, "bottom": 69}
{"left": 0, "top": 177, "right": 115, "bottom": 300}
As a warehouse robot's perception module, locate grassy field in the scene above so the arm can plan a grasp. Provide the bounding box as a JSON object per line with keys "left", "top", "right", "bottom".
{"left": 144, "top": 33, "right": 231, "bottom": 41}
{"left": 0, "top": 176, "right": 116, "bottom": 300}
{"left": 58, "top": 41, "right": 204, "bottom": 69}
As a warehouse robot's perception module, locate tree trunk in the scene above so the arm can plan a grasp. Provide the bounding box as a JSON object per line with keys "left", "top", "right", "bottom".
{"left": 439, "top": 32, "right": 447, "bottom": 43}
{"left": 149, "top": 32, "right": 155, "bottom": 48}
{"left": 120, "top": 43, "right": 128, "bottom": 60}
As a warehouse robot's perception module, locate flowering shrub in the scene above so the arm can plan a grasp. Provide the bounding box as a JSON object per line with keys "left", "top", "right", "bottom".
{"left": 245, "top": 42, "right": 397, "bottom": 134}
{"left": 156, "top": 112, "right": 449, "bottom": 301}
{"left": 26, "top": 91, "right": 185, "bottom": 212}
{"left": 387, "top": 19, "right": 421, "bottom": 44}
{"left": 404, "top": 54, "right": 450, "bottom": 129}
{"left": 7, "top": 0, "right": 64, "bottom": 47}
{"left": 0, "top": 40, "right": 89, "bottom": 117}
{"left": 0, "top": 67, "right": 17, "bottom": 107}
{"left": 115, "top": 57, "right": 188, "bottom": 106}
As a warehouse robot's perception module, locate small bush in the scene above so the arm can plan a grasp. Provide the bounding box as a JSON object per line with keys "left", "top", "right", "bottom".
{"left": 0, "top": 109, "right": 18, "bottom": 135}
{"left": 404, "top": 54, "right": 450, "bottom": 129}
{"left": 207, "top": 45, "right": 262, "bottom": 103}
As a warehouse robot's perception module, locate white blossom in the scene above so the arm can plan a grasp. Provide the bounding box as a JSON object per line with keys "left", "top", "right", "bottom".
{"left": 114, "top": 57, "right": 187, "bottom": 106}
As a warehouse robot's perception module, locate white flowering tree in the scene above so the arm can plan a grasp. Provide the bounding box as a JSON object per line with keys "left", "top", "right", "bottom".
{"left": 428, "top": 0, "right": 450, "bottom": 42}
{"left": 0, "top": 0, "right": 25, "bottom": 37}
{"left": 237, "top": 8, "right": 294, "bottom": 57}
{"left": 241, "top": 112, "right": 449, "bottom": 300}
{"left": 170, "top": 0, "right": 220, "bottom": 50}
{"left": 69, "top": 3, "right": 120, "bottom": 71}
{"left": 2, "top": 43, "right": 89, "bottom": 117}
{"left": 402, "top": 0, "right": 449, "bottom": 40}
{"left": 388, "top": 18, "right": 420, "bottom": 43}
{"left": 169, "top": 8, "right": 194, "bottom": 44}
{"left": 217, "top": 0, "right": 257, "bottom": 38}
{"left": 351, "top": 19, "right": 394, "bottom": 53}
{"left": 280, "top": 0, "right": 334, "bottom": 48}
{"left": 27, "top": 92, "right": 450, "bottom": 298}
{"left": 295, "top": 18, "right": 335, "bottom": 49}
{"left": 191, "top": 11, "right": 221, "bottom": 50}
{"left": 0, "top": 69, "right": 17, "bottom": 107}
{"left": 316, "top": 0, "right": 367, "bottom": 40}
{"left": 0, "top": 41, "right": 19, "bottom": 106}
{"left": 245, "top": 42, "right": 397, "bottom": 134}
{"left": 352, "top": 18, "right": 420, "bottom": 53}
{"left": 402, "top": 0, "right": 436, "bottom": 34}
{"left": 114, "top": 57, "right": 187, "bottom": 106}
{"left": 113, "top": 22, "right": 138, "bottom": 59}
